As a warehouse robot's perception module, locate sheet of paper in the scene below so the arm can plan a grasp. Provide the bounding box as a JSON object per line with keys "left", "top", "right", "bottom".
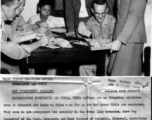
{"left": 91, "top": 46, "right": 111, "bottom": 51}
{"left": 45, "top": 41, "right": 60, "bottom": 49}
{"left": 0, "top": 76, "right": 151, "bottom": 120}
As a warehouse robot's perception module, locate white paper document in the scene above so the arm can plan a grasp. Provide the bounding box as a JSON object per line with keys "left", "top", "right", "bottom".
{"left": 0, "top": 76, "right": 151, "bottom": 120}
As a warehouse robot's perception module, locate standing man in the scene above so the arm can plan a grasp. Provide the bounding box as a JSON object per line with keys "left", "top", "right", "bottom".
{"left": 65, "top": 0, "right": 94, "bottom": 36}
{"left": 108, "top": 0, "right": 147, "bottom": 76}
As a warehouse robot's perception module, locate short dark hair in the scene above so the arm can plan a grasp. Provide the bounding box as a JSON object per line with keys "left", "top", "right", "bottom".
{"left": 93, "top": 0, "right": 107, "bottom": 5}
{"left": 38, "top": 1, "right": 53, "bottom": 9}
{"left": 92, "top": 0, "right": 107, "bottom": 8}
{"left": 1, "top": 0, "right": 17, "bottom": 6}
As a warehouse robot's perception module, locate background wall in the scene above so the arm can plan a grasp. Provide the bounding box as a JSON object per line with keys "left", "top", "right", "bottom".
{"left": 21, "top": 0, "right": 39, "bottom": 22}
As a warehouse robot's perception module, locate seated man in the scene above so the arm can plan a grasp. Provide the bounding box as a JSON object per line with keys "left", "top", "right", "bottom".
{"left": 77, "top": 0, "right": 116, "bottom": 76}
{"left": 28, "top": 1, "right": 66, "bottom": 34}
{"left": 1, "top": 0, "right": 49, "bottom": 74}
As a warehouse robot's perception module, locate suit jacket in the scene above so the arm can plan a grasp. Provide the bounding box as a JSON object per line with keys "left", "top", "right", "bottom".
{"left": 113, "top": 0, "right": 147, "bottom": 44}
{"left": 65, "top": 0, "right": 94, "bottom": 32}
{"left": 108, "top": 0, "right": 147, "bottom": 75}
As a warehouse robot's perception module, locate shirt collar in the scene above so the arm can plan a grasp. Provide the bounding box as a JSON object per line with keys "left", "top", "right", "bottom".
{"left": 38, "top": 14, "right": 52, "bottom": 21}
{"left": 94, "top": 14, "right": 109, "bottom": 27}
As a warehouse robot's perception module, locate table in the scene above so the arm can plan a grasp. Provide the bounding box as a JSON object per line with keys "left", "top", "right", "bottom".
{"left": 21, "top": 36, "right": 109, "bottom": 76}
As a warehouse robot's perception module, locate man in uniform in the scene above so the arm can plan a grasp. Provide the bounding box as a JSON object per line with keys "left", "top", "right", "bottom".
{"left": 1, "top": 0, "right": 48, "bottom": 74}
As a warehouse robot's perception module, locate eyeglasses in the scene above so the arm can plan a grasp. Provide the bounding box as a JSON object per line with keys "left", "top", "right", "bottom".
{"left": 94, "top": 12, "right": 106, "bottom": 17}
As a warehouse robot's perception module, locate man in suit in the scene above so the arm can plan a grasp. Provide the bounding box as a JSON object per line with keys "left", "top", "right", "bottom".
{"left": 108, "top": 0, "right": 147, "bottom": 76}
{"left": 65, "top": 0, "right": 94, "bottom": 36}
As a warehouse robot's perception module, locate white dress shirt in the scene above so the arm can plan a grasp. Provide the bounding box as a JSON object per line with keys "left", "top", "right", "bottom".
{"left": 79, "top": 0, "right": 89, "bottom": 18}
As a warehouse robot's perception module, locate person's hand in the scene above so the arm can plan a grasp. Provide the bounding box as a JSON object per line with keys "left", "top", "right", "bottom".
{"left": 45, "top": 29, "right": 53, "bottom": 39}
{"left": 40, "top": 22, "right": 49, "bottom": 28}
{"left": 39, "top": 36, "right": 49, "bottom": 46}
{"left": 110, "top": 39, "right": 122, "bottom": 53}
{"left": 36, "top": 21, "right": 49, "bottom": 28}
{"left": 65, "top": 31, "right": 75, "bottom": 37}
{"left": 78, "top": 21, "right": 87, "bottom": 36}
{"left": 34, "top": 27, "right": 48, "bottom": 35}
{"left": 36, "top": 33, "right": 43, "bottom": 40}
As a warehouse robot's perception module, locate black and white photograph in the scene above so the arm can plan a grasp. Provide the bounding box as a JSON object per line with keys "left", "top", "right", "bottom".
{"left": 0, "top": 0, "right": 151, "bottom": 76}
{"left": 0, "top": 76, "right": 151, "bottom": 120}
{"left": 0, "top": 0, "right": 151, "bottom": 119}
